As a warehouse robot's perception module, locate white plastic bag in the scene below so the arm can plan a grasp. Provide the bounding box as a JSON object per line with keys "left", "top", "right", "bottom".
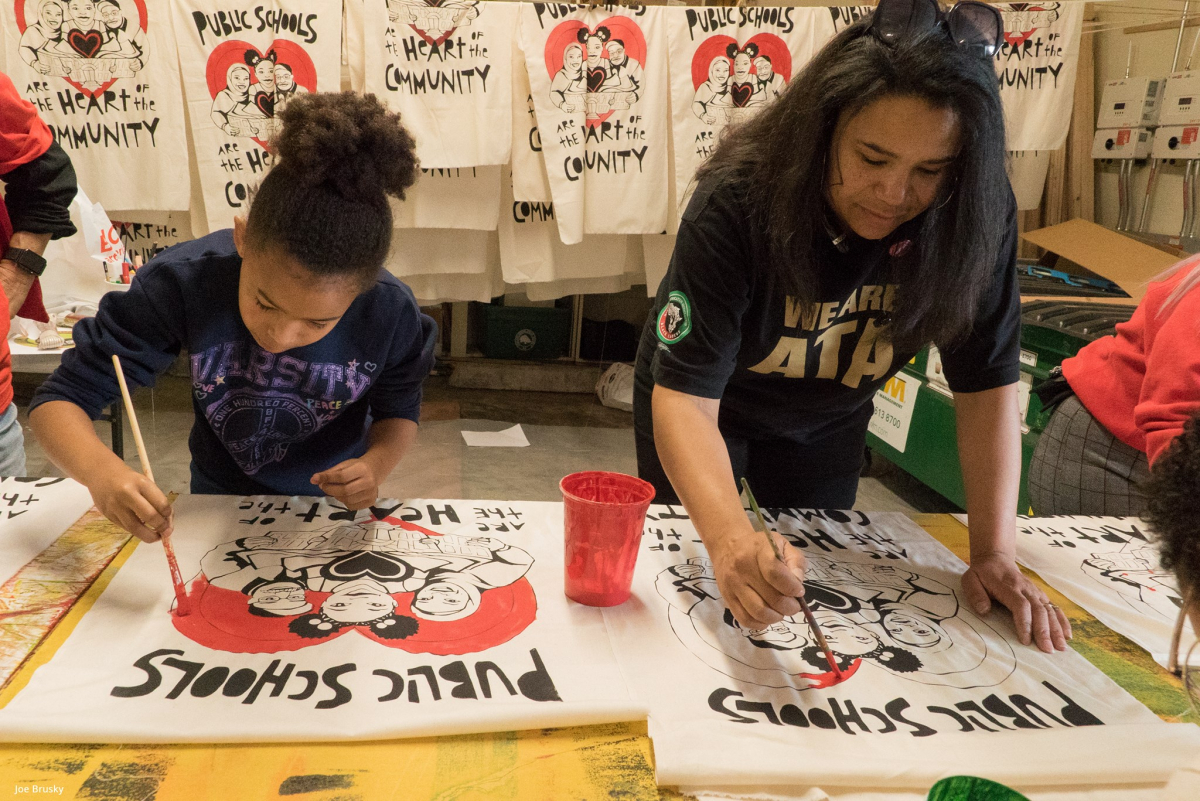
{"left": 596, "top": 362, "right": 635, "bottom": 412}
{"left": 40, "top": 187, "right": 128, "bottom": 308}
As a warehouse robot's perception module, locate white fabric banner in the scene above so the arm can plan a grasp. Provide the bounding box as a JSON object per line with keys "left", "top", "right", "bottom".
{"left": 521, "top": 235, "right": 645, "bottom": 300}
{"left": 171, "top": 0, "right": 341, "bottom": 233}
{"left": 384, "top": 226, "right": 501, "bottom": 303}
{"left": 0, "top": 477, "right": 94, "bottom": 589}
{"left": 363, "top": 0, "right": 515, "bottom": 168}
{"left": 0, "top": 0, "right": 190, "bottom": 211}
{"left": 511, "top": 38, "right": 551, "bottom": 203}
{"left": 0, "top": 496, "right": 643, "bottom": 742}
{"left": 827, "top": 4, "right": 1083, "bottom": 154}
{"left": 665, "top": 6, "right": 832, "bottom": 211}
{"left": 1007, "top": 150, "right": 1051, "bottom": 211}
{"left": 387, "top": 226, "right": 491, "bottom": 277}
{"left": 392, "top": 166, "right": 501, "bottom": 230}
{"left": 997, "top": 3, "right": 1083, "bottom": 152}
{"left": 518, "top": 3, "right": 669, "bottom": 245}
{"left": 642, "top": 233, "right": 674, "bottom": 297}
{"left": 497, "top": 168, "right": 626, "bottom": 286}
{"left": 1016, "top": 516, "right": 1198, "bottom": 669}
{"left": 111, "top": 210, "right": 194, "bottom": 264}
{"left": 344, "top": 0, "right": 367, "bottom": 92}
{"left": 603, "top": 509, "right": 1200, "bottom": 788}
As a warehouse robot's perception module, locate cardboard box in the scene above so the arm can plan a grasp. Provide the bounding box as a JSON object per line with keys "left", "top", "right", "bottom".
{"left": 1020, "top": 219, "right": 1181, "bottom": 303}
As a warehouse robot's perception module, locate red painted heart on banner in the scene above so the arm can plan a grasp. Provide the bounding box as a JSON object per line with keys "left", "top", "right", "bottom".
{"left": 67, "top": 29, "right": 102, "bottom": 58}
{"left": 586, "top": 66, "right": 605, "bottom": 93}
{"left": 544, "top": 16, "right": 648, "bottom": 127}
{"left": 14, "top": 0, "right": 149, "bottom": 98}
{"left": 205, "top": 40, "right": 317, "bottom": 151}
{"left": 729, "top": 81, "right": 754, "bottom": 108}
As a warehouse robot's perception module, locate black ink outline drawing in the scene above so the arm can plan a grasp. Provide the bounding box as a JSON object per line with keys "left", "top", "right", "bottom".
{"left": 18, "top": 0, "right": 146, "bottom": 90}
{"left": 656, "top": 554, "right": 1016, "bottom": 692}
{"left": 1081, "top": 543, "right": 1183, "bottom": 624}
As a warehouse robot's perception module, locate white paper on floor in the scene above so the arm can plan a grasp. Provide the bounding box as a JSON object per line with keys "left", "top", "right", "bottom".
{"left": 1016, "top": 516, "right": 1198, "bottom": 669}
{"left": 0, "top": 477, "right": 94, "bottom": 587}
{"left": 461, "top": 425, "right": 530, "bottom": 448}
{"left": 0, "top": 496, "right": 642, "bottom": 742}
{"left": 602, "top": 508, "right": 1200, "bottom": 789}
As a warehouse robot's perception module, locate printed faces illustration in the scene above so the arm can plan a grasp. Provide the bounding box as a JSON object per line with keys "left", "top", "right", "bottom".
{"left": 173, "top": 518, "right": 538, "bottom": 656}
{"left": 657, "top": 555, "right": 1015, "bottom": 691}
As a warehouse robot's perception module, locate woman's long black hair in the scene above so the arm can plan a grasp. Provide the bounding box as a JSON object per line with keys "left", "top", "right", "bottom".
{"left": 697, "top": 18, "right": 1009, "bottom": 352}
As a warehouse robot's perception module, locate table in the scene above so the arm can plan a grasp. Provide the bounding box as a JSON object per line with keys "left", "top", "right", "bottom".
{"left": 8, "top": 340, "right": 125, "bottom": 459}
{"left": 0, "top": 513, "right": 1193, "bottom": 800}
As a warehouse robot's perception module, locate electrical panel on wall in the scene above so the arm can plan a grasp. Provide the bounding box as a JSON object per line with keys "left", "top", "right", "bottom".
{"left": 1096, "top": 78, "right": 1166, "bottom": 129}
{"left": 1150, "top": 125, "right": 1200, "bottom": 159}
{"left": 1092, "top": 128, "right": 1155, "bottom": 160}
{"left": 1159, "top": 71, "right": 1200, "bottom": 126}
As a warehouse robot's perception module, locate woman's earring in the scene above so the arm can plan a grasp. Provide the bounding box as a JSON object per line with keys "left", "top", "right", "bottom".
{"left": 933, "top": 191, "right": 955, "bottom": 210}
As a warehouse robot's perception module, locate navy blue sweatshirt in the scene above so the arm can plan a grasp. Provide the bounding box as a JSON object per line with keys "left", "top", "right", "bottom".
{"left": 31, "top": 230, "right": 438, "bottom": 496}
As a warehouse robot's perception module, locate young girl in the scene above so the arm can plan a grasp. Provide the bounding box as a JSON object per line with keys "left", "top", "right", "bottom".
{"left": 31, "top": 92, "right": 436, "bottom": 544}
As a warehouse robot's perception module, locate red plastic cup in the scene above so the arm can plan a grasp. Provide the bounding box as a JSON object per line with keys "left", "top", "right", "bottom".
{"left": 561, "top": 471, "right": 656, "bottom": 606}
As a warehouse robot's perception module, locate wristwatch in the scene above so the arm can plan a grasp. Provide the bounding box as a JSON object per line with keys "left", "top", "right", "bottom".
{"left": 3, "top": 247, "right": 47, "bottom": 277}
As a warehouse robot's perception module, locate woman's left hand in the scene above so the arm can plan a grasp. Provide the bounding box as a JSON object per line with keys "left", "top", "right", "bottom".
{"left": 961, "top": 553, "right": 1072, "bottom": 653}
{"left": 312, "top": 459, "right": 380, "bottom": 510}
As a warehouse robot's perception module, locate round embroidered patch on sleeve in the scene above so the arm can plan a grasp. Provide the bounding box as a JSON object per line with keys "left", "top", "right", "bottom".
{"left": 656, "top": 291, "right": 693, "bottom": 344}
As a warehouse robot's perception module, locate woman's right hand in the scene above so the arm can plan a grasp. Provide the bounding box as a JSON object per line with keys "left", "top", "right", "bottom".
{"left": 707, "top": 526, "right": 807, "bottom": 629}
{"left": 88, "top": 466, "right": 174, "bottom": 543}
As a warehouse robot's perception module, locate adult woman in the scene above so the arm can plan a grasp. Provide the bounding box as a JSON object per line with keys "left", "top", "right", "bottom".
{"left": 550, "top": 43, "right": 586, "bottom": 113}
{"left": 634, "top": 0, "right": 1070, "bottom": 654}
{"left": 692, "top": 56, "right": 731, "bottom": 125}
{"left": 210, "top": 63, "right": 260, "bottom": 137}
{"left": 1028, "top": 255, "right": 1200, "bottom": 516}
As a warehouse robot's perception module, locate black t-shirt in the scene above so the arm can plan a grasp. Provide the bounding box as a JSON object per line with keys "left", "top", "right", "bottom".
{"left": 635, "top": 172, "right": 1021, "bottom": 446}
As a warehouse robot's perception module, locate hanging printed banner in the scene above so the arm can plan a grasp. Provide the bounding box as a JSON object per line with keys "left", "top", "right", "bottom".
{"left": 391, "top": 166, "right": 501, "bottom": 230}
{"left": 829, "top": 4, "right": 1083, "bottom": 153}
{"left": 511, "top": 40, "right": 551, "bottom": 203}
{"left": 996, "top": 2, "right": 1083, "bottom": 151}
{"left": 361, "top": 0, "right": 515, "bottom": 168}
{"left": 1016, "top": 516, "right": 1198, "bottom": 670}
{"left": 112, "top": 211, "right": 193, "bottom": 264}
{"left": 497, "top": 168, "right": 626, "bottom": 287}
{"left": 0, "top": 496, "right": 642, "bottom": 742}
{"left": 666, "top": 6, "right": 833, "bottom": 210}
{"left": 0, "top": 0, "right": 190, "bottom": 210}
{"left": 170, "top": 0, "right": 340, "bottom": 233}
{"left": 519, "top": 3, "right": 669, "bottom": 245}
{"left": 1007, "top": 150, "right": 1051, "bottom": 210}
{"left": 602, "top": 509, "right": 1200, "bottom": 788}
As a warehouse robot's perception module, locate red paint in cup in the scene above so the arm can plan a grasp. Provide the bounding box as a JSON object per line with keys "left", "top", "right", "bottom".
{"left": 560, "top": 471, "right": 656, "bottom": 607}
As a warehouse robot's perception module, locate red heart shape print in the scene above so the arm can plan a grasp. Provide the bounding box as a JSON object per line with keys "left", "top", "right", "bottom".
{"left": 730, "top": 82, "right": 753, "bottom": 108}
{"left": 586, "top": 66, "right": 606, "bottom": 93}
{"left": 67, "top": 28, "right": 103, "bottom": 59}
{"left": 254, "top": 92, "right": 274, "bottom": 118}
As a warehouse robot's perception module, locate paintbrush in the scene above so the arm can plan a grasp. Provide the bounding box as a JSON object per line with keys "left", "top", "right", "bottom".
{"left": 740, "top": 478, "right": 843, "bottom": 679}
{"left": 111, "top": 354, "right": 190, "bottom": 617}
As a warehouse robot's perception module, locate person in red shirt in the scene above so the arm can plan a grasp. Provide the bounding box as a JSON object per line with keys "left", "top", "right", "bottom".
{"left": 0, "top": 71, "right": 79, "bottom": 476}
{"left": 1028, "top": 255, "right": 1200, "bottom": 515}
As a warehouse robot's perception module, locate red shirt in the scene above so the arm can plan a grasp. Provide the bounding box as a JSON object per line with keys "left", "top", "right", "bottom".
{"left": 0, "top": 71, "right": 55, "bottom": 413}
{"left": 1062, "top": 258, "right": 1200, "bottom": 466}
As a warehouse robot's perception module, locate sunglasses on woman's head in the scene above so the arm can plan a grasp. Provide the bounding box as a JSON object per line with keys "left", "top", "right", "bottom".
{"left": 870, "top": 0, "right": 1004, "bottom": 60}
